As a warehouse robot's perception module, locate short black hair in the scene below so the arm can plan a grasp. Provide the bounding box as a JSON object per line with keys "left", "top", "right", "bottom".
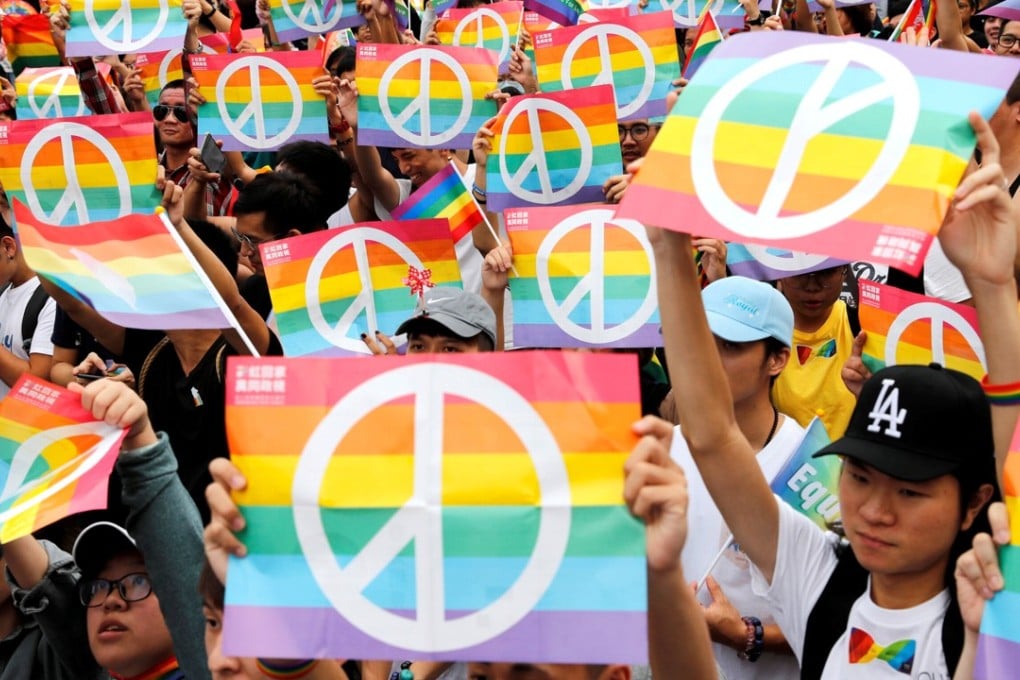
{"left": 276, "top": 140, "right": 352, "bottom": 220}
{"left": 160, "top": 79, "right": 186, "bottom": 95}
{"left": 233, "top": 171, "right": 324, "bottom": 237}
{"left": 326, "top": 46, "right": 356, "bottom": 76}
{"left": 190, "top": 219, "right": 238, "bottom": 278}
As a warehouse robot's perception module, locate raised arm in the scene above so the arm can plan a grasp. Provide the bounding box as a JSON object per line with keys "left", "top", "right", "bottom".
{"left": 935, "top": 0, "right": 969, "bottom": 52}
{"left": 336, "top": 78, "right": 403, "bottom": 212}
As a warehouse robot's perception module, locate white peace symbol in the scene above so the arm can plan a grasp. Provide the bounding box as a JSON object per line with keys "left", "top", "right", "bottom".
{"left": 304, "top": 227, "right": 421, "bottom": 353}
{"left": 292, "top": 363, "right": 571, "bottom": 651}
{"left": 498, "top": 99, "right": 593, "bottom": 204}
{"left": 378, "top": 49, "right": 473, "bottom": 147}
{"left": 26, "top": 69, "right": 86, "bottom": 118}
{"left": 660, "top": 0, "right": 710, "bottom": 27}
{"left": 586, "top": 0, "right": 632, "bottom": 7}
{"left": 742, "top": 244, "right": 831, "bottom": 274}
{"left": 537, "top": 209, "right": 657, "bottom": 343}
{"left": 84, "top": 0, "right": 170, "bottom": 53}
{"left": 0, "top": 422, "right": 124, "bottom": 526}
{"left": 884, "top": 302, "right": 986, "bottom": 370}
{"left": 21, "top": 123, "right": 133, "bottom": 225}
{"left": 452, "top": 7, "right": 511, "bottom": 64}
{"left": 692, "top": 40, "right": 920, "bottom": 240}
{"left": 560, "top": 24, "right": 655, "bottom": 120}
{"left": 280, "top": 0, "right": 342, "bottom": 32}
{"left": 216, "top": 57, "right": 304, "bottom": 150}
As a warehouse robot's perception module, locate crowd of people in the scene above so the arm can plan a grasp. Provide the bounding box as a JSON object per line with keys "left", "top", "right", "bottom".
{"left": 0, "top": 0, "right": 1018, "bottom": 677}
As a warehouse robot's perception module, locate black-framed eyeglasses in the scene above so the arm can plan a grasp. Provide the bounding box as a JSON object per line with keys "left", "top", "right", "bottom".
{"left": 80, "top": 572, "right": 153, "bottom": 608}
{"left": 618, "top": 124, "right": 653, "bottom": 142}
{"left": 230, "top": 226, "right": 266, "bottom": 251}
{"left": 153, "top": 104, "right": 190, "bottom": 123}
{"left": 998, "top": 34, "right": 1020, "bottom": 48}
{"left": 787, "top": 267, "right": 847, "bottom": 290}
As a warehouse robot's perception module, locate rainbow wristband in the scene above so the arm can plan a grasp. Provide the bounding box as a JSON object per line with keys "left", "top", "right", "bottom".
{"left": 255, "top": 659, "right": 317, "bottom": 679}
{"left": 981, "top": 376, "right": 1020, "bottom": 405}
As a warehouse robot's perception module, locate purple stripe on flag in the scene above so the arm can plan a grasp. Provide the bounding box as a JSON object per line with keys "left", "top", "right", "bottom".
{"left": 223, "top": 605, "right": 648, "bottom": 663}
{"left": 976, "top": 634, "right": 1020, "bottom": 680}
{"left": 65, "top": 35, "right": 186, "bottom": 58}
{"left": 980, "top": 0, "right": 1020, "bottom": 21}
{"left": 513, "top": 325, "right": 661, "bottom": 349}
{"left": 727, "top": 244, "right": 848, "bottom": 281}
{"left": 356, "top": 127, "right": 477, "bottom": 153}
{"left": 488, "top": 186, "right": 608, "bottom": 213}
{"left": 103, "top": 308, "right": 230, "bottom": 330}
{"left": 216, "top": 131, "right": 332, "bottom": 152}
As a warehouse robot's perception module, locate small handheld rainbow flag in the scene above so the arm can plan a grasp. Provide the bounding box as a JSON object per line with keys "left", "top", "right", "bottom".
{"left": 15, "top": 66, "right": 90, "bottom": 120}
{"left": 267, "top": 0, "right": 363, "bottom": 43}
{"left": 0, "top": 112, "right": 162, "bottom": 226}
{"left": 504, "top": 203, "right": 661, "bottom": 348}
{"left": 682, "top": 9, "right": 722, "bottom": 79}
{"left": 616, "top": 31, "right": 1020, "bottom": 276}
{"left": 134, "top": 50, "right": 187, "bottom": 107}
{"left": 12, "top": 200, "right": 251, "bottom": 336}
{"left": 524, "top": 0, "right": 586, "bottom": 27}
{"left": 192, "top": 51, "right": 330, "bottom": 152}
{"left": 769, "top": 417, "right": 839, "bottom": 531}
{"left": 1, "top": 13, "right": 61, "bottom": 74}
{"left": 434, "top": 1, "right": 525, "bottom": 66}
{"left": 726, "top": 243, "right": 847, "bottom": 282}
{"left": 0, "top": 375, "right": 127, "bottom": 543}
{"left": 533, "top": 10, "right": 679, "bottom": 121}
{"left": 488, "top": 84, "right": 622, "bottom": 211}
{"left": 888, "top": 0, "right": 936, "bottom": 42}
{"left": 222, "top": 351, "right": 647, "bottom": 662}
{"left": 974, "top": 421, "right": 1020, "bottom": 679}
{"left": 355, "top": 43, "right": 499, "bottom": 150}
{"left": 260, "top": 219, "right": 462, "bottom": 357}
{"left": 858, "top": 280, "right": 985, "bottom": 381}
{"left": 65, "top": 0, "right": 189, "bottom": 57}
{"left": 391, "top": 163, "right": 484, "bottom": 244}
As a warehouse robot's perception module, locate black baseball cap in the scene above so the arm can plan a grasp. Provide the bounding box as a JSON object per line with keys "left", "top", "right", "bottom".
{"left": 812, "top": 363, "right": 993, "bottom": 482}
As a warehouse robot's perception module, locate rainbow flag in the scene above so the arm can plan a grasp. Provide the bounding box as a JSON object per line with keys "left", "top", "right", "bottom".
{"left": 65, "top": 0, "right": 188, "bottom": 57}
{"left": 504, "top": 203, "right": 660, "bottom": 348}
{"left": 200, "top": 27, "right": 267, "bottom": 52}
{"left": 682, "top": 10, "right": 722, "bottom": 79}
{"left": 0, "top": 375, "right": 127, "bottom": 543}
{"left": 858, "top": 280, "right": 985, "bottom": 381}
{"left": 615, "top": 31, "right": 1019, "bottom": 276}
{"left": 488, "top": 84, "right": 622, "bottom": 212}
{"left": 355, "top": 43, "right": 499, "bottom": 150}
{"left": 192, "top": 51, "right": 330, "bottom": 152}
{"left": 1, "top": 13, "right": 61, "bottom": 74}
{"left": 974, "top": 421, "right": 1020, "bottom": 679}
{"left": 391, "top": 163, "right": 484, "bottom": 244}
{"left": 655, "top": 0, "right": 741, "bottom": 28}
{"left": 267, "top": 0, "right": 363, "bottom": 43}
{"left": 222, "top": 351, "right": 647, "bottom": 662}
{"left": 12, "top": 200, "right": 249, "bottom": 333}
{"left": 524, "top": 0, "right": 585, "bottom": 26}
{"left": 134, "top": 50, "right": 187, "bottom": 107}
{"left": 434, "top": 1, "right": 524, "bottom": 66}
{"left": 726, "top": 243, "right": 846, "bottom": 282}
{"left": 433, "top": 0, "right": 458, "bottom": 15}
{"left": 888, "top": 0, "right": 936, "bottom": 42}
{"left": 0, "top": 112, "right": 161, "bottom": 226}
{"left": 261, "top": 219, "right": 462, "bottom": 357}
{"left": 769, "top": 417, "right": 840, "bottom": 531}
{"left": 15, "top": 67, "right": 89, "bottom": 119}
{"left": 980, "top": 0, "right": 1020, "bottom": 21}
{"left": 532, "top": 11, "right": 678, "bottom": 121}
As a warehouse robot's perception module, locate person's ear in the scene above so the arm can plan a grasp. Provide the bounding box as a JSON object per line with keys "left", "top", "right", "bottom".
{"left": 285, "top": 228, "right": 302, "bottom": 238}
{"left": 598, "top": 665, "right": 632, "bottom": 680}
{"left": 1, "top": 234, "right": 17, "bottom": 261}
{"left": 767, "top": 346, "right": 790, "bottom": 377}
{"left": 960, "top": 483, "right": 995, "bottom": 531}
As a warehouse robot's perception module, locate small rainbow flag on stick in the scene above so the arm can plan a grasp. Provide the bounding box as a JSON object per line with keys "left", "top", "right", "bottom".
{"left": 615, "top": 31, "right": 1020, "bottom": 276}
{"left": 434, "top": 1, "right": 525, "bottom": 66}
{"left": 769, "top": 417, "right": 838, "bottom": 531}
{"left": 391, "top": 162, "right": 484, "bottom": 244}
{"left": 192, "top": 51, "right": 330, "bottom": 151}
{"left": 355, "top": 43, "right": 498, "bottom": 150}
{"left": 524, "top": 0, "right": 585, "bottom": 27}
{"left": 1, "top": 13, "right": 61, "bottom": 74}
{"left": 974, "top": 421, "right": 1020, "bottom": 679}
{"left": 488, "top": 84, "right": 622, "bottom": 211}
{"left": 0, "top": 112, "right": 162, "bottom": 225}
{"left": 267, "top": 0, "right": 363, "bottom": 43}
{"left": 222, "top": 351, "right": 647, "bottom": 663}
{"left": 533, "top": 11, "right": 679, "bottom": 121}
{"left": 0, "top": 375, "right": 127, "bottom": 543}
{"left": 15, "top": 66, "right": 90, "bottom": 120}
{"left": 12, "top": 200, "right": 254, "bottom": 342}
{"left": 682, "top": 9, "right": 722, "bottom": 79}
{"left": 858, "top": 280, "right": 985, "bottom": 381}
{"left": 888, "top": 0, "right": 936, "bottom": 42}
{"left": 66, "top": 0, "right": 189, "bottom": 57}
{"left": 260, "top": 219, "right": 462, "bottom": 358}
{"left": 504, "top": 203, "right": 660, "bottom": 348}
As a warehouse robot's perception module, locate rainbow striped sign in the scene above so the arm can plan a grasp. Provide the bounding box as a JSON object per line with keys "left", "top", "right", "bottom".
{"left": 726, "top": 243, "right": 847, "bottom": 281}
{"left": 1, "top": 13, "right": 61, "bottom": 74}
{"left": 974, "top": 421, "right": 1020, "bottom": 679}
{"left": 488, "top": 84, "right": 622, "bottom": 211}
{"left": 391, "top": 162, "right": 483, "bottom": 243}
{"left": 66, "top": 0, "right": 189, "bottom": 57}
{"left": 355, "top": 43, "right": 499, "bottom": 150}
{"left": 12, "top": 200, "right": 248, "bottom": 333}
{"left": 260, "top": 219, "right": 462, "bottom": 358}
{"left": 533, "top": 10, "right": 678, "bottom": 121}
{"left": 524, "top": 0, "right": 585, "bottom": 27}
{"left": 615, "top": 31, "right": 1020, "bottom": 276}
{"left": 15, "top": 67, "right": 90, "bottom": 120}
{"left": 0, "top": 112, "right": 161, "bottom": 226}
{"left": 192, "top": 51, "right": 330, "bottom": 152}
{"left": 858, "top": 280, "right": 985, "bottom": 381}
{"left": 268, "top": 0, "right": 363, "bottom": 43}
{"left": 222, "top": 351, "right": 647, "bottom": 662}
{"left": 434, "top": 1, "right": 524, "bottom": 66}
{"left": 769, "top": 417, "right": 839, "bottom": 531}
{"left": 653, "top": 0, "right": 747, "bottom": 28}
{"left": 201, "top": 27, "right": 267, "bottom": 52}
{"left": 504, "top": 203, "right": 660, "bottom": 348}
{"left": 134, "top": 50, "right": 188, "bottom": 107}
{"left": 0, "top": 375, "right": 127, "bottom": 543}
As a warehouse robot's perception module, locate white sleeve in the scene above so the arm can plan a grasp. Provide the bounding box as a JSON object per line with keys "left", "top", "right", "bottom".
{"left": 748, "top": 499, "right": 841, "bottom": 663}
{"left": 28, "top": 298, "right": 56, "bottom": 357}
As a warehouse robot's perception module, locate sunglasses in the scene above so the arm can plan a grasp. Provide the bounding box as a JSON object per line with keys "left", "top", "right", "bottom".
{"left": 153, "top": 104, "right": 190, "bottom": 123}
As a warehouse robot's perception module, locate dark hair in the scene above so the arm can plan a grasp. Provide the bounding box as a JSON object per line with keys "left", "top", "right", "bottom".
{"left": 190, "top": 219, "right": 239, "bottom": 278}
{"left": 160, "top": 79, "right": 186, "bottom": 96}
{"left": 1006, "top": 72, "right": 1020, "bottom": 105}
{"left": 946, "top": 454, "right": 1001, "bottom": 593}
{"left": 407, "top": 318, "right": 494, "bottom": 352}
{"left": 0, "top": 187, "right": 13, "bottom": 238}
{"left": 763, "top": 336, "right": 789, "bottom": 387}
{"left": 276, "top": 141, "right": 353, "bottom": 220}
{"left": 233, "top": 171, "right": 324, "bottom": 237}
{"left": 326, "top": 46, "right": 356, "bottom": 77}
{"left": 840, "top": 5, "right": 874, "bottom": 35}
{"left": 199, "top": 558, "right": 225, "bottom": 610}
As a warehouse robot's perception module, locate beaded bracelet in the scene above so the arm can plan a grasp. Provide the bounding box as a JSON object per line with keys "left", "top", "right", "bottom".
{"left": 389, "top": 661, "right": 414, "bottom": 680}
{"left": 981, "top": 376, "right": 1020, "bottom": 405}
{"left": 737, "top": 616, "right": 764, "bottom": 663}
{"left": 255, "top": 659, "right": 317, "bottom": 679}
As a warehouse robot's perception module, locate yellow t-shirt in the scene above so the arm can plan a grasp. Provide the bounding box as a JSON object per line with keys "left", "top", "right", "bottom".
{"left": 772, "top": 300, "right": 856, "bottom": 438}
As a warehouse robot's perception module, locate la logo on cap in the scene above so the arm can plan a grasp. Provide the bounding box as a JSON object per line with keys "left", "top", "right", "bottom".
{"left": 867, "top": 378, "right": 907, "bottom": 439}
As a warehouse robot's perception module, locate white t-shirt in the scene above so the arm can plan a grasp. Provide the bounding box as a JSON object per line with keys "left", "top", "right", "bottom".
{"left": 750, "top": 502, "right": 951, "bottom": 679}
{"left": 670, "top": 416, "right": 803, "bottom": 680}
{"left": 0, "top": 277, "right": 56, "bottom": 399}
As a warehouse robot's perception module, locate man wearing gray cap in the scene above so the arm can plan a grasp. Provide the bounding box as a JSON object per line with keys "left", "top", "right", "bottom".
{"left": 364, "top": 287, "right": 499, "bottom": 354}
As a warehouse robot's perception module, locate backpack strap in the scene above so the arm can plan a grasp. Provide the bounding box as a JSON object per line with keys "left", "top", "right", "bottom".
{"left": 20, "top": 284, "right": 50, "bottom": 355}
{"left": 942, "top": 588, "right": 964, "bottom": 674}
{"left": 138, "top": 337, "right": 171, "bottom": 399}
{"left": 800, "top": 545, "right": 869, "bottom": 680}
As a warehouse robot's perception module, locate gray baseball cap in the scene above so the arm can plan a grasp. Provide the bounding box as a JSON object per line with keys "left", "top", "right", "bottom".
{"left": 396, "top": 287, "right": 497, "bottom": 348}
